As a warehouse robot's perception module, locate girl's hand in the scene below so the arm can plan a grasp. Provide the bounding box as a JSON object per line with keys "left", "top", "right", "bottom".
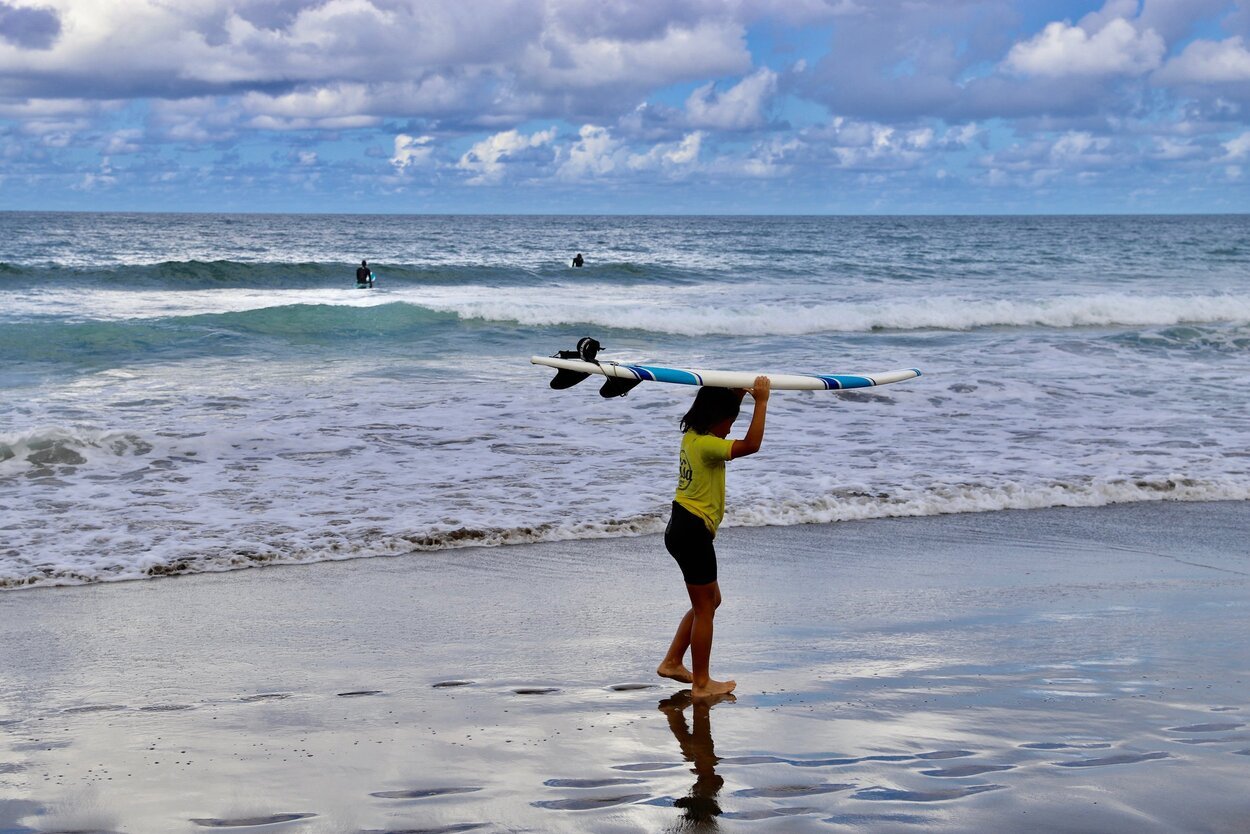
{"left": 750, "top": 375, "right": 771, "bottom": 402}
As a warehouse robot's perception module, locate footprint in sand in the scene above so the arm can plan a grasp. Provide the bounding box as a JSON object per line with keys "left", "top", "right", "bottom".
{"left": 612, "top": 762, "right": 683, "bottom": 772}
{"left": 733, "top": 783, "right": 855, "bottom": 798}
{"left": 782, "top": 754, "right": 913, "bottom": 767}
{"left": 1175, "top": 734, "right": 1250, "bottom": 745}
{"left": 543, "top": 778, "right": 646, "bottom": 788}
{"left": 370, "top": 787, "right": 482, "bottom": 799}
{"left": 139, "top": 703, "right": 196, "bottom": 712}
{"left": 191, "top": 813, "right": 316, "bottom": 826}
{"left": 826, "top": 812, "right": 928, "bottom": 825}
{"left": 62, "top": 704, "right": 127, "bottom": 714}
{"left": 853, "top": 784, "right": 1004, "bottom": 802}
{"left": 607, "top": 683, "right": 656, "bottom": 691}
{"left": 1053, "top": 752, "right": 1170, "bottom": 768}
{"left": 920, "top": 764, "right": 1014, "bottom": 778}
{"left": 336, "top": 690, "right": 383, "bottom": 697}
{"left": 721, "top": 806, "right": 823, "bottom": 820}
{"left": 432, "top": 680, "right": 474, "bottom": 689}
{"left": 512, "top": 687, "right": 560, "bottom": 695}
{"left": 237, "top": 693, "right": 292, "bottom": 703}
{"left": 532, "top": 794, "right": 650, "bottom": 810}
{"left": 359, "top": 824, "right": 488, "bottom": 834}
{"left": 1167, "top": 722, "right": 1244, "bottom": 733}
{"left": 718, "top": 755, "right": 788, "bottom": 765}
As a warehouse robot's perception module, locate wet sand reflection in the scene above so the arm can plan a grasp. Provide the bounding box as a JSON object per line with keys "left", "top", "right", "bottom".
{"left": 659, "top": 690, "right": 735, "bottom": 832}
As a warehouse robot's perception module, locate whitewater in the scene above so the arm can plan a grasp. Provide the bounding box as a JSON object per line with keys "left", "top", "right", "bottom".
{"left": 2, "top": 212, "right": 1248, "bottom": 588}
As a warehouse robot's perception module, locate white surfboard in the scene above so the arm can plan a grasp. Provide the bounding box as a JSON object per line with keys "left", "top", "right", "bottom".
{"left": 532, "top": 354, "right": 921, "bottom": 397}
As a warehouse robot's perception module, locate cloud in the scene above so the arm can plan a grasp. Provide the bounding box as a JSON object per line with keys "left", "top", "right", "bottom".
{"left": 104, "top": 129, "right": 143, "bottom": 154}
{"left": 390, "top": 134, "right": 433, "bottom": 170}
{"left": 1004, "top": 18, "right": 1165, "bottom": 77}
{"left": 684, "top": 67, "right": 778, "bottom": 130}
{"left": 0, "top": 1, "right": 60, "bottom": 49}
{"left": 1223, "top": 131, "right": 1250, "bottom": 160}
{"left": 1156, "top": 36, "right": 1250, "bottom": 84}
{"left": 457, "top": 126, "right": 556, "bottom": 184}
{"left": 616, "top": 131, "right": 703, "bottom": 175}
{"left": 556, "top": 124, "right": 623, "bottom": 179}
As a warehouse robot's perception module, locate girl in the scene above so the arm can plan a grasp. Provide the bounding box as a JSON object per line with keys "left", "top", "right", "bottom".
{"left": 656, "top": 376, "right": 770, "bottom": 698}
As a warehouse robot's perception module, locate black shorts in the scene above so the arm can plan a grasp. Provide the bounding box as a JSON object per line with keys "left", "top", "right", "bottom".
{"left": 665, "top": 501, "right": 717, "bottom": 586}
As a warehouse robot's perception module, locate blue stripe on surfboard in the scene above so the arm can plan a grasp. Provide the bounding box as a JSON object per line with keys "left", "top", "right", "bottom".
{"left": 626, "top": 365, "right": 702, "bottom": 385}
{"left": 807, "top": 374, "right": 876, "bottom": 389}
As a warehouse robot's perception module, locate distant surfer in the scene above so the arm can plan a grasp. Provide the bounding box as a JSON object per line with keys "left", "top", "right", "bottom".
{"left": 571, "top": 253, "right": 584, "bottom": 268}
{"left": 656, "top": 376, "right": 770, "bottom": 699}
{"left": 356, "top": 259, "right": 374, "bottom": 288}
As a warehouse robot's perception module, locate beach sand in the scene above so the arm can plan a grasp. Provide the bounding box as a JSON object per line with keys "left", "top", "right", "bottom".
{"left": 2, "top": 500, "right": 1249, "bottom": 833}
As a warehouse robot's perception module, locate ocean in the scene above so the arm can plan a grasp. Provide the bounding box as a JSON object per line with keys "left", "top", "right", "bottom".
{"left": 2, "top": 212, "right": 1248, "bottom": 589}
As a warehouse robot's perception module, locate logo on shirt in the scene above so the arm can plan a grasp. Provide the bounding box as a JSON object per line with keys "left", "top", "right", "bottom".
{"left": 678, "top": 450, "right": 693, "bottom": 490}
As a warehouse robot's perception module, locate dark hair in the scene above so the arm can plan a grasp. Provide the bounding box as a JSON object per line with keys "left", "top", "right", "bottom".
{"left": 680, "top": 387, "right": 741, "bottom": 434}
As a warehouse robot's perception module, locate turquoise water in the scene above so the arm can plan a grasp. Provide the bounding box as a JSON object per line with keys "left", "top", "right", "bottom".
{"left": 2, "top": 213, "right": 1249, "bottom": 587}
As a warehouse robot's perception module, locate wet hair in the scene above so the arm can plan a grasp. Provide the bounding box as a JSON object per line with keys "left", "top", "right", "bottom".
{"left": 680, "top": 386, "right": 741, "bottom": 434}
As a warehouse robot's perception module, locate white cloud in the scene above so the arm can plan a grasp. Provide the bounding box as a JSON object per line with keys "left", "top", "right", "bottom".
{"left": 665, "top": 131, "right": 702, "bottom": 165}
{"left": 627, "top": 132, "right": 704, "bottom": 173}
{"left": 521, "top": 19, "right": 750, "bottom": 92}
{"left": 1050, "top": 131, "right": 1110, "bottom": 161}
{"left": 1005, "top": 18, "right": 1165, "bottom": 77}
{"left": 74, "top": 157, "right": 116, "bottom": 190}
{"left": 1156, "top": 36, "right": 1250, "bottom": 84}
{"left": 390, "top": 134, "right": 433, "bottom": 170}
{"left": 1223, "top": 131, "right": 1250, "bottom": 160}
{"left": 104, "top": 128, "right": 142, "bottom": 154}
{"left": 556, "top": 124, "right": 622, "bottom": 180}
{"left": 1151, "top": 137, "right": 1199, "bottom": 161}
{"left": 457, "top": 126, "right": 556, "bottom": 184}
{"left": 684, "top": 67, "right": 777, "bottom": 130}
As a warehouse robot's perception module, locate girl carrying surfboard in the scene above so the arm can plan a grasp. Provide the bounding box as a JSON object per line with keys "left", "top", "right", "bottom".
{"left": 656, "top": 376, "right": 770, "bottom": 699}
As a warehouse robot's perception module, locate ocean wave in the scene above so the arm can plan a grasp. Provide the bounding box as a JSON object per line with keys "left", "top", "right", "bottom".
{"left": 426, "top": 291, "right": 1250, "bottom": 336}
{"left": 0, "top": 259, "right": 693, "bottom": 289}
{"left": 0, "top": 427, "right": 154, "bottom": 470}
{"left": 4, "top": 476, "right": 1246, "bottom": 589}
{"left": 1108, "top": 323, "right": 1250, "bottom": 354}
{"left": 0, "top": 302, "right": 460, "bottom": 365}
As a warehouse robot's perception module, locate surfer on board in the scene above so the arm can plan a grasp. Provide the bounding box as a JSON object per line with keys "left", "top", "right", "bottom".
{"left": 356, "top": 260, "right": 374, "bottom": 288}
{"left": 656, "top": 375, "right": 770, "bottom": 699}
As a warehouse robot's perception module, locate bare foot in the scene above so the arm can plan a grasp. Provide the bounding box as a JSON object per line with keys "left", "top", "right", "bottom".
{"left": 656, "top": 661, "right": 694, "bottom": 684}
{"left": 690, "top": 678, "right": 736, "bottom": 699}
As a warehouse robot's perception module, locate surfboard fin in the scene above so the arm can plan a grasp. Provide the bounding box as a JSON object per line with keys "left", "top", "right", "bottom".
{"left": 600, "top": 377, "right": 642, "bottom": 398}
{"left": 550, "top": 369, "right": 591, "bottom": 389}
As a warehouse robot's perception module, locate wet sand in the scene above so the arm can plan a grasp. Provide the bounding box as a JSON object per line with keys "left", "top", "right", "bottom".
{"left": 2, "top": 500, "right": 1249, "bottom": 833}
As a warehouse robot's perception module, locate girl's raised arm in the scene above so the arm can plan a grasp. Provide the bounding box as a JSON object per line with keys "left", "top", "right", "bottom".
{"left": 730, "top": 376, "right": 770, "bottom": 459}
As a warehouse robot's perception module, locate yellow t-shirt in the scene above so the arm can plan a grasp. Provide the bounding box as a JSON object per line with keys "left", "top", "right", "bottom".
{"left": 675, "top": 430, "right": 735, "bottom": 535}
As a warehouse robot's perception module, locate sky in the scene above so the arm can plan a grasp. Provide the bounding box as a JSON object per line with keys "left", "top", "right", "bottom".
{"left": 1, "top": 0, "right": 1248, "bottom": 214}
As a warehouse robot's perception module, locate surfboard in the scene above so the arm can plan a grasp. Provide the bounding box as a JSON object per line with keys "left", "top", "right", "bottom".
{"left": 532, "top": 355, "right": 921, "bottom": 398}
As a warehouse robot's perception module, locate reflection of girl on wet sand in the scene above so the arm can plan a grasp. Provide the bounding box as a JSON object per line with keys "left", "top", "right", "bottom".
{"left": 660, "top": 691, "right": 732, "bottom": 831}
{"left": 656, "top": 378, "right": 770, "bottom": 699}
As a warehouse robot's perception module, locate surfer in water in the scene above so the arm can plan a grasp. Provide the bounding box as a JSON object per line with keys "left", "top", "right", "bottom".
{"left": 571, "top": 253, "right": 584, "bottom": 268}
{"left": 657, "top": 376, "right": 770, "bottom": 699}
{"left": 356, "top": 259, "right": 374, "bottom": 288}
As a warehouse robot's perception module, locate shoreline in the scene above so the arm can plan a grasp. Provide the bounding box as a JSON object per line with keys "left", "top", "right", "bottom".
{"left": 5, "top": 495, "right": 1250, "bottom": 591}
{"left": 2, "top": 500, "right": 1248, "bottom": 832}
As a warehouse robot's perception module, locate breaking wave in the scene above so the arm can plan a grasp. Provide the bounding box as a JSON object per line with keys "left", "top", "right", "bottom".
{"left": 4, "top": 475, "right": 1247, "bottom": 589}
